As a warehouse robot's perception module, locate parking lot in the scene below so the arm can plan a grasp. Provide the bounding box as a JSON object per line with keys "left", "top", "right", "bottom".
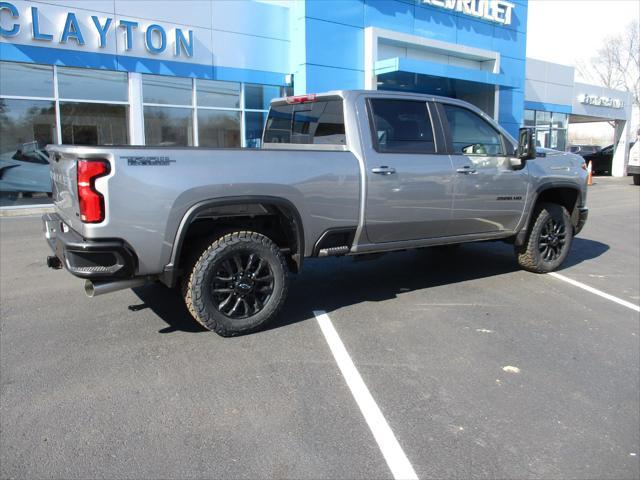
{"left": 1, "top": 177, "right": 638, "bottom": 480}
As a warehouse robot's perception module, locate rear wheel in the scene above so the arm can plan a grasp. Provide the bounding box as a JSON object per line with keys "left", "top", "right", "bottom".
{"left": 182, "top": 231, "right": 288, "bottom": 336}
{"left": 515, "top": 202, "right": 573, "bottom": 273}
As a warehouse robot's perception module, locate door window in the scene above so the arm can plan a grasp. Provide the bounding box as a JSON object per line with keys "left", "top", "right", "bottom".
{"left": 368, "top": 99, "right": 435, "bottom": 154}
{"left": 443, "top": 104, "right": 504, "bottom": 156}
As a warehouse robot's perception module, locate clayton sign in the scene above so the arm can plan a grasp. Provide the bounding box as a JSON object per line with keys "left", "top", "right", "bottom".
{"left": 0, "top": 1, "right": 194, "bottom": 57}
{"left": 422, "top": 0, "right": 515, "bottom": 26}
{"left": 578, "top": 94, "right": 624, "bottom": 109}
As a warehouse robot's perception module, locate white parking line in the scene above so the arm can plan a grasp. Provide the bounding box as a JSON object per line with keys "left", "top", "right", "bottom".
{"left": 314, "top": 310, "right": 419, "bottom": 480}
{"left": 548, "top": 272, "right": 640, "bottom": 313}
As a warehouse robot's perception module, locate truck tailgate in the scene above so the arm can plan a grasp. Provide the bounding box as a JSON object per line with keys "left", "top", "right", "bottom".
{"left": 47, "top": 146, "right": 85, "bottom": 234}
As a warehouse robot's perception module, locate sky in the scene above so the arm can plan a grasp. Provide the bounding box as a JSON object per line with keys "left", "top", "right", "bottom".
{"left": 526, "top": 0, "right": 640, "bottom": 81}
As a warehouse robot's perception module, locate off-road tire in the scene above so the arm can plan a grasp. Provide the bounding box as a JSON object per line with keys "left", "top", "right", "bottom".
{"left": 181, "top": 231, "right": 288, "bottom": 336}
{"left": 515, "top": 202, "right": 573, "bottom": 273}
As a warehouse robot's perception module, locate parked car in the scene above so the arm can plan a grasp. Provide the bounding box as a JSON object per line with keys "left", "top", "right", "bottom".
{"left": 583, "top": 142, "right": 637, "bottom": 175}
{"left": 43, "top": 90, "right": 589, "bottom": 336}
{"left": 629, "top": 129, "right": 640, "bottom": 185}
{"left": 568, "top": 144, "right": 601, "bottom": 156}
{"left": 0, "top": 142, "right": 52, "bottom": 194}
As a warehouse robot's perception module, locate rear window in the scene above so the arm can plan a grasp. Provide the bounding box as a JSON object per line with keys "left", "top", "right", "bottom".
{"left": 368, "top": 99, "right": 436, "bottom": 154}
{"left": 263, "top": 99, "right": 346, "bottom": 145}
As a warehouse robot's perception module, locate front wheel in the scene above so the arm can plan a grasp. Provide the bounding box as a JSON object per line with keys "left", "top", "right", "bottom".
{"left": 182, "top": 231, "right": 288, "bottom": 336}
{"left": 515, "top": 202, "right": 573, "bottom": 273}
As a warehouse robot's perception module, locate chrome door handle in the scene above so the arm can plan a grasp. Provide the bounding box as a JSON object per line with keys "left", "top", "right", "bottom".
{"left": 456, "top": 166, "right": 477, "bottom": 174}
{"left": 371, "top": 166, "right": 396, "bottom": 175}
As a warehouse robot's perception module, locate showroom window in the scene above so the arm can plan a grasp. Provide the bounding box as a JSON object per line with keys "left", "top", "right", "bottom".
{"left": 196, "top": 79, "right": 241, "bottom": 148}
{"left": 143, "top": 75, "right": 194, "bottom": 147}
{"left": 58, "top": 67, "right": 129, "bottom": 146}
{"left": 524, "top": 109, "right": 568, "bottom": 151}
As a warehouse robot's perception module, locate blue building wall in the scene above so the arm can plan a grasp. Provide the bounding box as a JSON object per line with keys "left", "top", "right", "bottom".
{"left": 293, "top": 0, "right": 528, "bottom": 137}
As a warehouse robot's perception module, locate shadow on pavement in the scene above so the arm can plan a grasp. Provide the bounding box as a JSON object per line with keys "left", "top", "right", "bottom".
{"left": 129, "top": 237, "right": 609, "bottom": 335}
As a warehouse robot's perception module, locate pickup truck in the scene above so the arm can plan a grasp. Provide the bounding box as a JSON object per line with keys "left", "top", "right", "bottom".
{"left": 43, "top": 90, "right": 589, "bottom": 336}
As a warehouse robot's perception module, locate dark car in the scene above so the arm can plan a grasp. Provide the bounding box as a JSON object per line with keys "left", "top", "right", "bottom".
{"left": 568, "top": 144, "right": 601, "bottom": 155}
{"left": 583, "top": 142, "right": 636, "bottom": 175}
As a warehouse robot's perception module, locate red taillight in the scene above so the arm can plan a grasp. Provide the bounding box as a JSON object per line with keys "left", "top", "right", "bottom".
{"left": 285, "top": 94, "right": 317, "bottom": 104}
{"left": 77, "top": 159, "right": 109, "bottom": 223}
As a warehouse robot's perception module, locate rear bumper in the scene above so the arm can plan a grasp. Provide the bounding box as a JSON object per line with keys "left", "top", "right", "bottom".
{"left": 628, "top": 165, "right": 640, "bottom": 175}
{"left": 574, "top": 207, "right": 589, "bottom": 235}
{"left": 42, "top": 213, "right": 137, "bottom": 279}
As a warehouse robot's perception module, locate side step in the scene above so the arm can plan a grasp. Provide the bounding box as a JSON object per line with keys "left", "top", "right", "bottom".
{"left": 318, "top": 246, "right": 350, "bottom": 257}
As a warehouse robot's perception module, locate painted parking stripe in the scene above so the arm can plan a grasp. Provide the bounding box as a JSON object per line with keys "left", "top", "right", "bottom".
{"left": 548, "top": 272, "right": 640, "bottom": 313}
{"left": 314, "top": 310, "right": 419, "bottom": 480}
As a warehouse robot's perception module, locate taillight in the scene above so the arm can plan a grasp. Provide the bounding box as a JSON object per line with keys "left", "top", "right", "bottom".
{"left": 285, "top": 94, "right": 317, "bottom": 104}
{"left": 77, "top": 159, "right": 110, "bottom": 223}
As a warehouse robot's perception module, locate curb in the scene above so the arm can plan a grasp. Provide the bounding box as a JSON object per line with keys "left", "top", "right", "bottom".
{"left": 0, "top": 206, "right": 55, "bottom": 217}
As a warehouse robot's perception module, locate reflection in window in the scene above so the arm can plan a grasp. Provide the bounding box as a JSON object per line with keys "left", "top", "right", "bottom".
{"left": 245, "top": 84, "right": 282, "bottom": 110}
{"left": 142, "top": 74, "right": 192, "bottom": 105}
{"left": 443, "top": 104, "right": 504, "bottom": 155}
{"left": 0, "top": 98, "right": 55, "bottom": 195}
{"left": 198, "top": 110, "right": 241, "bottom": 148}
{"left": 57, "top": 67, "right": 128, "bottom": 102}
{"left": 264, "top": 99, "right": 345, "bottom": 145}
{"left": 0, "top": 62, "right": 54, "bottom": 98}
{"left": 60, "top": 102, "right": 128, "bottom": 145}
{"left": 144, "top": 106, "right": 193, "bottom": 146}
{"left": 245, "top": 111, "right": 266, "bottom": 148}
{"left": 197, "top": 79, "right": 240, "bottom": 109}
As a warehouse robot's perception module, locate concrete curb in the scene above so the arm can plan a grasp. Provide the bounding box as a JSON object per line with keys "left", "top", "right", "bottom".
{"left": 0, "top": 206, "right": 55, "bottom": 217}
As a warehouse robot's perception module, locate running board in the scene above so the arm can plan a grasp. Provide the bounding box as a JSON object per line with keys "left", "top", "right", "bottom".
{"left": 318, "top": 246, "right": 350, "bottom": 257}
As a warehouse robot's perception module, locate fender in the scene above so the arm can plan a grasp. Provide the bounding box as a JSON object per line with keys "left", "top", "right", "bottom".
{"left": 514, "top": 181, "right": 582, "bottom": 246}
{"left": 163, "top": 196, "right": 305, "bottom": 286}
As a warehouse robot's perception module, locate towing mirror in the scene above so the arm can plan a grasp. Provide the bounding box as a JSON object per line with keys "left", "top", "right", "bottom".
{"left": 517, "top": 127, "right": 536, "bottom": 162}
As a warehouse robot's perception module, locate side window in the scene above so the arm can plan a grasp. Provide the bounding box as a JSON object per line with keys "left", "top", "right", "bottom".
{"left": 443, "top": 104, "right": 505, "bottom": 156}
{"left": 369, "top": 99, "right": 436, "bottom": 154}
{"left": 263, "top": 99, "right": 345, "bottom": 145}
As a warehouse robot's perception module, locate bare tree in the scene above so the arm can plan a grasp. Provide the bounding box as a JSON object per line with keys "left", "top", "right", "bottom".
{"left": 577, "top": 21, "right": 640, "bottom": 115}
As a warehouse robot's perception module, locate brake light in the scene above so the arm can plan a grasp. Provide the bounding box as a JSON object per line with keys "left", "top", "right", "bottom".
{"left": 285, "top": 94, "right": 317, "bottom": 104}
{"left": 77, "top": 159, "right": 110, "bottom": 223}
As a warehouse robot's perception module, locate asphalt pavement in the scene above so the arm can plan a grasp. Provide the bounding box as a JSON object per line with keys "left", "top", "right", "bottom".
{"left": 1, "top": 176, "right": 638, "bottom": 479}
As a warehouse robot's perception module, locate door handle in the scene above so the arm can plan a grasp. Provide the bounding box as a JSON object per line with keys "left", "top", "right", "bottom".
{"left": 456, "top": 166, "right": 477, "bottom": 174}
{"left": 371, "top": 166, "right": 396, "bottom": 175}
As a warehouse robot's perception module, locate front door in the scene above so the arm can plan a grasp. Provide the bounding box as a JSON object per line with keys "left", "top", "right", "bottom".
{"left": 364, "top": 98, "right": 455, "bottom": 243}
{"left": 439, "top": 104, "right": 529, "bottom": 236}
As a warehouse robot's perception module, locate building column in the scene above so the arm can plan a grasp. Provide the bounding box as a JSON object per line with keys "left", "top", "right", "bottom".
{"left": 612, "top": 119, "right": 630, "bottom": 177}
{"left": 128, "top": 73, "right": 145, "bottom": 145}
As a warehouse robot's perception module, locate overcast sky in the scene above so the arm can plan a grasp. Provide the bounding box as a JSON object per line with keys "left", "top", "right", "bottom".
{"left": 526, "top": 0, "right": 640, "bottom": 80}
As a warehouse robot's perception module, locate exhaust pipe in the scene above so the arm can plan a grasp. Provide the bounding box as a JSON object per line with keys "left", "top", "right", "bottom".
{"left": 84, "top": 278, "right": 147, "bottom": 297}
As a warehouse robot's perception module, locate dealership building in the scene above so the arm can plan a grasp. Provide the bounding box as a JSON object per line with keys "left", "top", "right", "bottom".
{"left": 0, "top": 0, "right": 634, "bottom": 204}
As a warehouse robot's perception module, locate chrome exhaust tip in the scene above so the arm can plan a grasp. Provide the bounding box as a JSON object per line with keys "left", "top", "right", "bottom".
{"left": 84, "top": 278, "right": 147, "bottom": 297}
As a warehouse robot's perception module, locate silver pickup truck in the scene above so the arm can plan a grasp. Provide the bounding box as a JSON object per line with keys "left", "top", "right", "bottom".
{"left": 43, "top": 90, "right": 588, "bottom": 336}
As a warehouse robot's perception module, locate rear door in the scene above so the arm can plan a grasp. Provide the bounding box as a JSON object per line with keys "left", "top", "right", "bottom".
{"left": 363, "top": 98, "right": 455, "bottom": 243}
{"left": 438, "top": 103, "right": 528, "bottom": 235}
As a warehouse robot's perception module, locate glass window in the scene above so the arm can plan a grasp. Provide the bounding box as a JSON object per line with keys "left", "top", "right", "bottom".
{"left": 245, "top": 111, "right": 266, "bottom": 148}
{"left": 57, "top": 67, "right": 128, "bottom": 102}
{"left": 0, "top": 62, "right": 54, "bottom": 98}
{"left": 263, "top": 99, "right": 345, "bottom": 145}
{"left": 245, "top": 84, "right": 282, "bottom": 110}
{"left": 60, "top": 102, "right": 128, "bottom": 145}
{"left": 198, "top": 110, "right": 241, "bottom": 148}
{"left": 144, "top": 106, "right": 193, "bottom": 146}
{"left": 0, "top": 99, "right": 56, "bottom": 197}
{"left": 552, "top": 112, "right": 568, "bottom": 129}
{"left": 443, "top": 104, "right": 504, "bottom": 155}
{"left": 524, "top": 109, "right": 535, "bottom": 127}
{"left": 535, "top": 110, "right": 552, "bottom": 127}
{"left": 368, "top": 99, "right": 434, "bottom": 154}
{"left": 142, "top": 74, "right": 192, "bottom": 105}
{"left": 197, "top": 79, "right": 240, "bottom": 109}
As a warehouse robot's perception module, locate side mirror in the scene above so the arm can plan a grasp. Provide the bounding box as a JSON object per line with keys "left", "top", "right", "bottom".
{"left": 517, "top": 127, "right": 536, "bottom": 162}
